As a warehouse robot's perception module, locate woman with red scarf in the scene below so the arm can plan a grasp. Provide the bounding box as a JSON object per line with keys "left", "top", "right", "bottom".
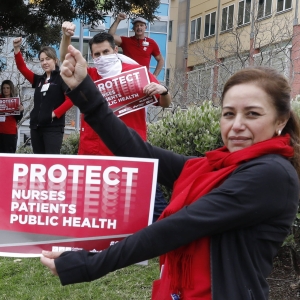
{"left": 41, "top": 46, "right": 300, "bottom": 300}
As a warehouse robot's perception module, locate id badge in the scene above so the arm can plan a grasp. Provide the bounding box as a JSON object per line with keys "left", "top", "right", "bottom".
{"left": 142, "top": 41, "right": 149, "bottom": 47}
{"left": 0, "top": 116, "right": 6, "bottom": 122}
{"left": 41, "top": 83, "right": 50, "bottom": 92}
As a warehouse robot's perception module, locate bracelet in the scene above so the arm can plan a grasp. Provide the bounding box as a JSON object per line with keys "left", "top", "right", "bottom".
{"left": 160, "top": 85, "right": 169, "bottom": 96}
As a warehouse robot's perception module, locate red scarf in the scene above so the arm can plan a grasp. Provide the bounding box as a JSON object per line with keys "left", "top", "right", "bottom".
{"left": 158, "top": 135, "right": 294, "bottom": 297}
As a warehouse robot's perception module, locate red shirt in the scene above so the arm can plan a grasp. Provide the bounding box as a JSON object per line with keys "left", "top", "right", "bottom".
{"left": 0, "top": 94, "right": 19, "bottom": 134}
{"left": 0, "top": 115, "right": 18, "bottom": 134}
{"left": 78, "top": 64, "right": 160, "bottom": 156}
{"left": 120, "top": 36, "right": 160, "bottom": 69}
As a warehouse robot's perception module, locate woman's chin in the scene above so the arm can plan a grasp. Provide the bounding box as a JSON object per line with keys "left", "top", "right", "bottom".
{"left": 228, "top": 143, "right": 252, "bottom": 152}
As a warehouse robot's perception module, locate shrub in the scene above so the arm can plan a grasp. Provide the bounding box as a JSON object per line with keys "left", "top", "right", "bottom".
{"left": 60, "top": 131, "right": 79, "bottom": 155}
{"left": 147, "top": 102, "right": 223, "bottom": 201}
{"left": 147, "top": 102, "right": 223, "bottom": 157}
{"left": 16, "top": 145, "right": 33, "bottom": 154}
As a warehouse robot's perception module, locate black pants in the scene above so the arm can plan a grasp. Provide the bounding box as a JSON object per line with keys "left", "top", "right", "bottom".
{"left": 0, "top": 133, "right": 17, "bottom": 153}
{"left": 30, "top": 127, "right": 64, "bottom": 154}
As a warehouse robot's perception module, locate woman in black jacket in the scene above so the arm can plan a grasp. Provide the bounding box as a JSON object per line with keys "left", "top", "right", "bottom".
{"left": 13, "top": 37, "right": 73, "bottom": 154}
{"left": 41, "top": 46, "right": 300, "bottom": 300}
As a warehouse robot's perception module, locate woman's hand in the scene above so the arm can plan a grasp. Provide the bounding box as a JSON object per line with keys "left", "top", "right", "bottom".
{"left": 40, "top": 250, "right": 63, "bottom": 276}
{"left": 13, "top": 37, "right": 22, "bottom": 54}
{"left": 60, "top": 45, "right": 87, "bottom": 90}
{"left": 62, "top": 21, "right": 76, "bottom": 37}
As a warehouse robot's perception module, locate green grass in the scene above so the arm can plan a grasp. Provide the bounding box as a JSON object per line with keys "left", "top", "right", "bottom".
{"left": 0, "top": 256, "right": 160, "bottom": 299}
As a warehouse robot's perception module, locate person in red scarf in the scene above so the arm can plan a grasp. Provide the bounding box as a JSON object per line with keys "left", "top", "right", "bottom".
{"left": 41, "top": 46, "right": 300, "bottom": 300}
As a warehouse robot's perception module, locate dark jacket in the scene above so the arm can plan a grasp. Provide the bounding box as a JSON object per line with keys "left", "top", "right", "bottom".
{"left": 30, "top": 66, "right": 67, "bottom": 128}
{"left": 54, "top": 76, "right": 299, "bottom": 300}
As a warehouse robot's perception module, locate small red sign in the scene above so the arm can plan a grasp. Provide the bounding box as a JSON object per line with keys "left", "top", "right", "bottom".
{"left": 0, "top": 97, "right": 20, "bottom": 115}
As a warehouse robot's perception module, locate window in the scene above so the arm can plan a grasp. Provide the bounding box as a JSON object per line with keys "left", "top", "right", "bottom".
{"left": 204, "top": 12, "right": 216, "bottom": 37}
{"left": 218, "top": 57, "right": 249, "bottom": 92}
{"left": 71, "top": 39, "right": 91, "bottom": 62}
{"left": 277, "top": 0, "right": 292, "bottom": 12}
{"left": 165, "top": 68, "right": 170, "bottom": 86}
{"left": 168, "top": 21, "right": 173, "bottom": 41}
{"left": 253, "top": 47, "right": 291, "bottom": 77}
{"left": 187, "top": 67, "right": 213, "bottom": 102}
{"left": 114, "top": 17, "right": 129, "bottom": 37}
{"left": 238, "top": 0, "right": 251, "bottom": 26}
{"left": 257, "top": 0, "right": 272, "bottom": 18}
{"left": 150, "top": 21, "right": 168, "bottom": 33}
{"left": 190, "top": 17, "right": 201, "bottom": 42}
{"left": 221, "top": 5, "right": 234, "bottom": 31}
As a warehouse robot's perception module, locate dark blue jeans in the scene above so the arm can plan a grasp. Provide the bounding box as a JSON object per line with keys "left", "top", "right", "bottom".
{"left": 153, "top": 185, "right": 168, "bottom": 222}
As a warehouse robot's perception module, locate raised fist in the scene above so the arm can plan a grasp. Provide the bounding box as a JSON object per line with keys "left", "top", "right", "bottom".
{"left": 62, "top": 21, "right": 76, "bottom": 37}
{"left": 60, "top": 45, "right": 87, "bottom": 90}
{"left": 13, "top": 37, "right": 22, "bottom": 49}
{"left": 117, "top": 13, "right": 127, "bottom": 21}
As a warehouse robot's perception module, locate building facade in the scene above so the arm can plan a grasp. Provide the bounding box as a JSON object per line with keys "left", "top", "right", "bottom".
{"left": 167, "top": 0, "right": 300, "bottom": 105}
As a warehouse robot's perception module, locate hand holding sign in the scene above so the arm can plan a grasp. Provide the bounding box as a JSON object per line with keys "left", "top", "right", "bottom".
{"left": 143, "top": 82, "right": 167, "bottom": 97}
{"left": 40, "top": 250, "right": 61, "bottom": 276}
{"left": 60, "top": 45, "right": 87, "bottom": 90}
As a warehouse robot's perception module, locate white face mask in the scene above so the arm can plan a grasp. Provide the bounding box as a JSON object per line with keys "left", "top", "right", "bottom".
{"left": 93, "top": 54, "right": 122, "bottom": 78}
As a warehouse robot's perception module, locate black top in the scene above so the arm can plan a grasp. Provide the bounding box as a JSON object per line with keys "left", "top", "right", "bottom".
{"left": 30, "top": 66, "right": 67, "bottom": 128}
{"left": 54, "top": 75, "right": 299, "bottom": 300}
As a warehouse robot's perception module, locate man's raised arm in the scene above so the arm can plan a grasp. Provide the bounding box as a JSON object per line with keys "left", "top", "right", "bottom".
{"left": 108, "top": 13, "right": 126, "bottom": 46}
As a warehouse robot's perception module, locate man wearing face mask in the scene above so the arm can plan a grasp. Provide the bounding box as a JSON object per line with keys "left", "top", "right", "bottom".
{"left": 60, "top": 22, "right": 171, "bottom": 221}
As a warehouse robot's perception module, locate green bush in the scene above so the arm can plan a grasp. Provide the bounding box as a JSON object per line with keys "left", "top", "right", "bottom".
{"left": 16, "top": 145, "right": 33, "bottom": 154}
{"left": 60, "top": 131, "right": 80, "bottom": 155}
{"left": 147, "top": 103, "right": 223, "bottom": 201}
{"left": 147, "top": 102, "right": 223, "bottom": 157}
